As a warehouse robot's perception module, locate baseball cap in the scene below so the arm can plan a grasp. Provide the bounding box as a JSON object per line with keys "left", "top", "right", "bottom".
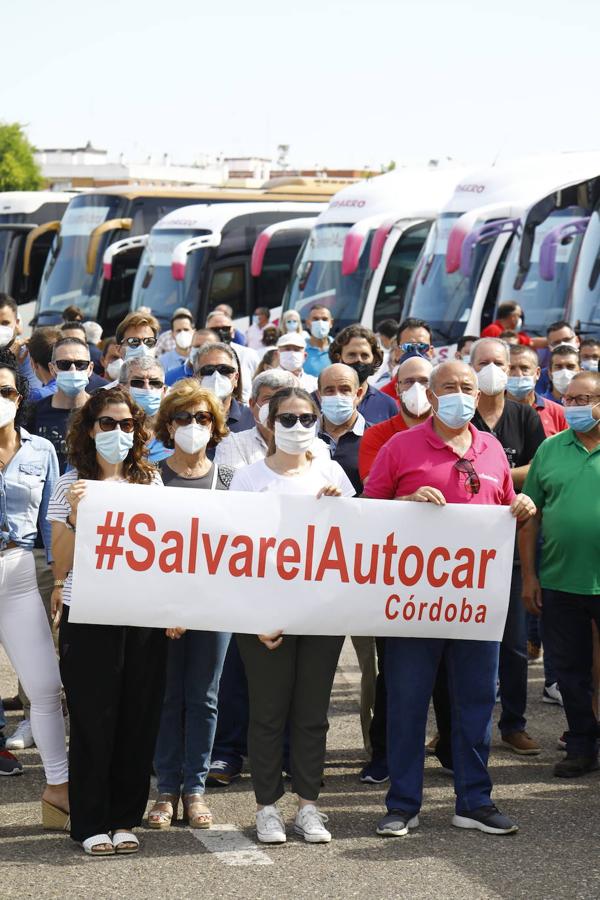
{"left": 277, "top": 333, "right": 306, "bottom": 349}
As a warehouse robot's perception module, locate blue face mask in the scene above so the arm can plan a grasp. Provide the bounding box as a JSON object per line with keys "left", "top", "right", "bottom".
{"left": 95, "top": 428, "right": 134, "bottom": 464}
{"left": 130, "top": 387, "right": 162, "bottom": 416}
{"left": 311, "top": 320, "right": 330, "bottom": 340}
{"left": 321, "top": 394, "right": 355, "bottom": 426}
{"left": 581, "top": 359, "right": 599, "bottom": 372}
{"left": 285, "top": 319, "right": 299, "bottom": 332}
{"left": 506, "top": 375, "right": 536, "bottom": 400}
{"left": 124, "top": 343, "right": 155, "bottom": 362}
{"left": 434, "top": 391, "right": 476, "bottom": 429}
{"left": 56, "top": 370, "right": 89, "bottom": 397}
{"left": 564, "top": 404, "right": 600, "bottom": 434}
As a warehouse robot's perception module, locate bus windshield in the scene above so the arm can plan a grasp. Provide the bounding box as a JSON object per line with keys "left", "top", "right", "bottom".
{"left": 37, "top": 194, "right": 124, "bottom": 317}
{"left": 405, "top": 213, "right": 495, "bottom": 343}
{"left": 568, "top": 205, "right": 600, "bottom": 338}
{"left": 495, "top": 207, "right": 587, "bottom": 336}
{"left": 283, "top": 224, "right": 373, "bottom": 330}
{"left": 130, "top": 229, "right": 210, "bottom": 321}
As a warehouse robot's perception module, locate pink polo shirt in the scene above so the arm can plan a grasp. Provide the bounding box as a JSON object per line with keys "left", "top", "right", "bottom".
{"left": 364, "top": 417, "right": 516, "bottom": 506}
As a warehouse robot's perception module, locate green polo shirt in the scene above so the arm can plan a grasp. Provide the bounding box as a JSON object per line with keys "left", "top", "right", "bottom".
{"left": 523, "top": 428, "right": 600, "bottom": 595}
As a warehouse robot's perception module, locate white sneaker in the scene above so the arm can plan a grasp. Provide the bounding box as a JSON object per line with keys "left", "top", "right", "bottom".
{"left": 294, "top": 804, "right": 331, "bottom": 843}
{"left": 256, "top": 805, "right": 286, "bottom": 844}
{"left": 6, "top": 719, "right": 34, "bottom": 750}
{"left": 542, "top": 682, "right": 563, "bottom": 706}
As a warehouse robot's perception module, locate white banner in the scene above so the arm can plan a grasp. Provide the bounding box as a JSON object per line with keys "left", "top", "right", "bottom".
{"left": 70, "top": 481, "right": 516, "bottom": 640}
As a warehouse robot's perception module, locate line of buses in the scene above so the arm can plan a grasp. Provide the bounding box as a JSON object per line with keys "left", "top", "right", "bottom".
{"left": 2, "top": 152, "right": 600, "bottom": 349}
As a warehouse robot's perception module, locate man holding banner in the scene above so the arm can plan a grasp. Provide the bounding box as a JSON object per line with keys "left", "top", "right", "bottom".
{"left": 364, "top": 360, "right": 536, "bottom": 838}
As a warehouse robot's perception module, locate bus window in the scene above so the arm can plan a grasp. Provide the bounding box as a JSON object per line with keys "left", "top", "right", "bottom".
{"left": 208, "top": 262, "right": 247, "bottom": 319}
{"left": 256, "top": 245, "right": 300, "bottom": 313}
{"left": 372, "top": 223, "right": 430, "bottom": 329}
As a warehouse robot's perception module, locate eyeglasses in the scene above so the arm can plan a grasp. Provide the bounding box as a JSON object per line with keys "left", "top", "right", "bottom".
{"left": 121, "top": 337, "right": 157, "bottom": 348}
{"left": 401, "top": 342, "right": 431, "bottom": 354}
{"left": 198, "top": 364, "right": 236, "bottom": 377}
{"left": 275, "top": 413, "right": 318, "bottom": 428}
{"left": 171, "top": 410, "right": 214, "bottom": 427}
{"left": 0, "top": 386, "right": 19, "bottom": 401}
{"left": 54, "top": 359, "right": 90, "bottom": 371}
{"left": 129, "top": 378, "right": 164, "bottom": 390}
{"left": 95, "top": 416, "right": 135, "bottom": 433}
{"left": 454, "top": 458, "right": 480, "bottom": 495}
{"left": 563, "top": 394, "right": 600, "bottom": 407}
{"left": 398, "top": 378, "right": 430, "bottom": 388}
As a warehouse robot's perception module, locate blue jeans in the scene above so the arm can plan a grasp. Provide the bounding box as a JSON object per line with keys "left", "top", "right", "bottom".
{"left": 385, "top": 636, "right": 500, "bottom": 817}
{"left": 210, "top": 636, "right": 249, "bottom": 767}
{"left": 154, "top": 629, "right": 229, "bottom": 795}
{"left": 542, "top": 589, "right": 600, "bottom": 757}
{"left": 0, "top": 697, "right": 5, "bottom": 748}
{"left": 498, "top": 562, "right": 528, "bottom": 735}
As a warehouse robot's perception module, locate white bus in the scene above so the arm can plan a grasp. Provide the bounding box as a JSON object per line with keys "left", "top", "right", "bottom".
{"left": 562, "top": 191, "right": 600, "bottom": 339}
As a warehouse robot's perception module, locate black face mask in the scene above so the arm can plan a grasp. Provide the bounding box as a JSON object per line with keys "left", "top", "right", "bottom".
{"left": 212, "top": 327, "right": 232, "bottom": 344}
{"left": 347, "top": 360, "right": 375, "bottom": 384}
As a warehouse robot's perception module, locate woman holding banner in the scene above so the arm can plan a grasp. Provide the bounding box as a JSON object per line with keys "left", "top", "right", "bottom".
{"left": 147, "top": 380, "right": 233, "bottom": 830}
{"left": 231, "top": 386, "right": 354, "bottom": 845}
{"left": 48, "top": 387, "right": 167, "bottom": 857}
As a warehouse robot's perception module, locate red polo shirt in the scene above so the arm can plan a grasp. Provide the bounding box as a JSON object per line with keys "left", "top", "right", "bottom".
{"left": 359, "top": 413, "right": 408, "bottom": 481}
{"left": 533, "top": 393, "right": 567, "bottom": 437}
{"left": 481, "top": 320, "right": 533, "bottom": 346}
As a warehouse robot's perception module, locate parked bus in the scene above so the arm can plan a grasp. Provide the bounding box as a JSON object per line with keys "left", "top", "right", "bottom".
{"left": 563, "top": 191, "right": 600, "bottom": 339}
{"left": 34, "top": 179, "right": 349, "bottom": 334}
{"left": 128, "top": 203, "right": 324, "bottom": 331}
{"left": 279, "top": 166, "right": 464, "bottom": 333}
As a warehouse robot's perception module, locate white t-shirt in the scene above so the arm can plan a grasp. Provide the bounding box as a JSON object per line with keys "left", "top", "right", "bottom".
{"left": 230, "top": 456, "right": 355, "bottom": 497}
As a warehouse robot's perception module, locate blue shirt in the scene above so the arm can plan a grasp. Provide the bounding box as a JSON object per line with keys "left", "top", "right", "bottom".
{"left": 165, "top": 359, "right": 194, "bottom": 386}
{"left": 304, "top": 339, "right": 332, "bottom": 377}
{"left": 28, "top": 373, "right": 109, "bottom": 403}
{"left": 160, "top": 349, "right": 189, "bottom": 373}
{"left": 358, "top": 384, "right": 398, "bottom": 425}
{"left": 538, "top": 388, "right": 564, "bottom": 406}
{"left": 0, "top": 428, "right": 59, "bottom": 561}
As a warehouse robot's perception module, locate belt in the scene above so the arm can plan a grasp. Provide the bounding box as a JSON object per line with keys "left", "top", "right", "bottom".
{"left": 0, "top": 541, "right": 19, "bottom": 554}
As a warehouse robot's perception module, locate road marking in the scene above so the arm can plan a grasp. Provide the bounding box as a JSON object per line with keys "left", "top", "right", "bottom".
{"left": 189, "top": 824, "right": 274, "bottom": 866}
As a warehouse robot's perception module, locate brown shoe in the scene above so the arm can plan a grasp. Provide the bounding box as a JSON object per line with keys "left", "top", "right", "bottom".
{"left": 527, "top": 641, "right": 542, "bottom": 664}
{"left": 502, "top": 731, "right": 542, "bottom": 755}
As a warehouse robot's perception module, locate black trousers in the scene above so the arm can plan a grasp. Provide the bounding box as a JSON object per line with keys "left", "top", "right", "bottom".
{"left": 236, "top": 633, "right": 343, "bottom": 806}
{"left": 59, "top": 605, "right": 167, "bottom": 842}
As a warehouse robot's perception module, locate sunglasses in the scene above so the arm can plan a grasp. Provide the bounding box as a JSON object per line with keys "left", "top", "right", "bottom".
{"left": 454, "top": 458, "right": 480, "bottom": 495}
{"left": 275, "top": 413, "right": 318, "bottom": 429}
{"left": 171, "top": 410, "right": 214, "bottom": 427}
{"left": 121, "top": 337, "right": 157, "bottom": 348}
{"left": 0, "top": 385, "right": 19, "bottom": 401}
{"left": 96, "top": 416, "right": 135, "bottom": 433}
{"left": 129, "top": 378, "right": 164, "bottom": 390}
{"left": 54, "top": 359, "right": 90, "bottom": 371}
{"left": 401, "top": 342, "right": 431, "bottom": 354}
{"left": 199, "top": 364, "right": 236, "bottom": 377}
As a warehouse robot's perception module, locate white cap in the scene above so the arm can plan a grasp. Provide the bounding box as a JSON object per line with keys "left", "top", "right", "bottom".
{"left": 277, "top": 332, "right": 306, "bottom": 349}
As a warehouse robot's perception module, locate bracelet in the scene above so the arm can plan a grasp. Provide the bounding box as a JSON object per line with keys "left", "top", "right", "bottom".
{"left": 65, "top": 515, "right": 76, "bottom": 532}
{"left": 54, "top": 579, "right": 66, "bottom": 588}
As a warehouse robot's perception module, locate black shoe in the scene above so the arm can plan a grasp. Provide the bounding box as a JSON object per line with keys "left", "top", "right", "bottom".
{"left": 453, "top": 804, "right": 518, "bottom": 835}
{"left": 2, "top": 695, "right": 23, "bottom": 711}
{"left": 554, "top": 754, "right": 599, "bottom": 778}
{"left": 434, "top": 751, "right": 454, "bottom": 776}
{"left": 376, "top": 809, "right": 419, "bottom": 836}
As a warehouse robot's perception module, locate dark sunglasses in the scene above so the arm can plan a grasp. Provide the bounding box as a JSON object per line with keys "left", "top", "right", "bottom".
{"left": 0, "top": 385, "right": 19, "bottom": 401}
{"left": 121, "top": 336, "right": 157, "bottom": 348}
{"left": 275, "top": 413, "right": 318, "bottom": 429}
{"left": 54, "top": 359, "right": 90, "bottom": 371}
{"left": 199, "top": 364, "right": 236, "bottom": 377}
{"left": 454, "top": 458, "right": 480, "bottom": 495}
{"left": 401, "top": 342, "right": 431, "bottom": 354}
{"left": 171, "top": 410, "right": 214, "bottom": 427}
{"left": 129, "top": 378, "right": 164, "bottom": 390}
{"left": 96, "top": 416, "right": 135, "bottom": 433}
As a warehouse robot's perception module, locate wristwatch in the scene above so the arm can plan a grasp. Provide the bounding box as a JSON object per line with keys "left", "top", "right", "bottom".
{"left": 54, "top": 579, "right": 66, "bottom": 588}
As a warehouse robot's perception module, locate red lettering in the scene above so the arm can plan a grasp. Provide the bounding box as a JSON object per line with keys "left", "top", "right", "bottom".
{"left": 382, "top": 533, "right": 397, "bottom": 586}
{"left": 398, "top": 546, "right": 424, "bottom": 586}
{"left": 314, "top": 527, "right": 350, "bottom": 582}
{"left": 459, "top": 597, "right": 473, "bottom": 622}
{"left": 126, "top": 513, "right": 156, "bottom": 571}
{"left": 188, "top": 517, "right": 198, "bottom": 573}
{"left": 418, "top": 601, "right": 427, "bottom": 619}
{"left": 475, "top": 605, "right": 487, "bottom": 623}
{"left": 426, "top": 546, "right": 450, "bottom": 588}
{"left": 403, "top": 599, "right": 416, "bottom": 620}
{"left": 429, "top": 597, "right": 442, "bottom": 621}
{"left": 257, "top": 537, "right": 276, "bottom": 578}
{"left": 276, "top": 539, "right": 301, "bottom": 580}
{"left": 159, "top": 532, "right": 184, "bottom": 573}
{"left": 353, "top": 543, "right": 379, "bottom": 585}
{"left": 304, "top": 525, "right": 315, "bottom": 580}
{"left": 452, "top": 548, "right": 475, "bottom": 589}
{"left": 385, "top": 594, "right": 400, "bottom": 620}
{"left": 229, "top": 535, "right": 253, "bottom": 577}
{"left": 445, "top": 603, "right": 457, "bottom": 622}
{"left": 202, "top": 533, "right": 228, "bottom": 574}
{"left": 477, "top": 549, "right": 496, "bottom": 588}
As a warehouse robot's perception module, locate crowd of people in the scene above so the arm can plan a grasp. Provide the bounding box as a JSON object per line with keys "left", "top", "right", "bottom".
{"left": 0, "top": 293, "right": 598, "bottom": 856}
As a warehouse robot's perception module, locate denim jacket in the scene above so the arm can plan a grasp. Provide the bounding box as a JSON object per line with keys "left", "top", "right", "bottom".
{"left": 0, "top": 428, "right": 59, "bottom": 561}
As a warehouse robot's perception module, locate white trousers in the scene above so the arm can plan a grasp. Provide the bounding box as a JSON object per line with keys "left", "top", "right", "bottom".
{"left": 0, "top": 548, "right": 68, "bottom": 784}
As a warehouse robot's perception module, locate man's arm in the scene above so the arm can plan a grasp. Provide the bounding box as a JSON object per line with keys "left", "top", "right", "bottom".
{"left": 518, "top": 514, "right": 542, "bottom": 615}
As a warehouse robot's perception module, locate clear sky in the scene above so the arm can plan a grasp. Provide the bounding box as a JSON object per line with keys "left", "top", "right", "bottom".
{"left": 2, "top": 0, "right": 597, "bottom": 170}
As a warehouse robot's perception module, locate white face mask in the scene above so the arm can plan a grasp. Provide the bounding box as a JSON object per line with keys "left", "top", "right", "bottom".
{"left": 0, "top": 395, "right": 17, "bottom": 428}
{"left": 401, "top": 382, "right": 431, "bottom": 417}
{"left": 0, "top": 325, "right": 14, "bottom": 348}
{"left": 202, "top": 371, "right": 234, "bottom": 399}
{"left": 552, "top": 368, "right": 576, "bottom": 395}
{"left": 174, "top": 423, "right": 211, "bottom": 454}
{"left": 175, "top": 330, "right": 193, "bottom": 350}
{"left": 279, "top": 350, "right": 305, "bottom": 372}
{"left": 257, "top": 402, "right": 270, "bottom": 427}
{"left": 476, "top": 362, "right": 508, "bottom": 396}
{"left": 106, "top": 358, "right": 124, "bottom": 381}
{"left": 274, "top": 420, "right": 316, "bottom": 454}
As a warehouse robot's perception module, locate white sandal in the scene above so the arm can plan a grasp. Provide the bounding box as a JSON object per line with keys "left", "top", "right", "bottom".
{"left": 82, "top": 833, "right": 114, "bottom": 856}
{"left": 112, "top": 830, "right": 140, "bottom": 854}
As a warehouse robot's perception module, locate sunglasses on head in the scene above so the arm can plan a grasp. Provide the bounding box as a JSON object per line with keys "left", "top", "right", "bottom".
{"left": 0, "top": 385, "right": 19, "bottom": 401}
{"left": 171, "top": 410, "right": 214, "bottom": 427}
{"left": 129, "top": 378, "right": 164, "bottom": 390}
{"left": 54, "top": 359, "right": 90, "bottom": 371}
{"left": 121, "top": 337, "right": 157, "bottom": 348}
{"left": 275, "top": 413, "right": 318, "bottom": 429}
{"left": 401, "top": 342, "right": 431, "bottom": 354}
{"left": 96, "top": 416, "right": 135, "bottom": 433}
{"left": 199, "top": 364, "right": 236, "bottom": 377}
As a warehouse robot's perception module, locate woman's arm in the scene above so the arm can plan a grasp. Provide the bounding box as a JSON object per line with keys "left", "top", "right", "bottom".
{"left": 51, "top": 521, "right": 75, "bottom": 575}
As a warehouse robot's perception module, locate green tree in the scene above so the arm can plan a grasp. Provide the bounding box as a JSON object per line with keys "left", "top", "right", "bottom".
{"left": 0, "top": 123, "right": 43, "bottom": 191}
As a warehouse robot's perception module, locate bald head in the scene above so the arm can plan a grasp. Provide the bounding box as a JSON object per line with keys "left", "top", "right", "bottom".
{"left": 396, "top": 356, "right": 433, "bottom": 390}
{"left": 429, "top": 360, "right": 478, "bottom": 395}
{"left": 318, "top": 362, "right": 360, "bottom": 392}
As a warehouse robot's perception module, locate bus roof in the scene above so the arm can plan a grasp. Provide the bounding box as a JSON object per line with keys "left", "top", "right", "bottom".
{"left": 152, "top": 202, "right": 324, "bottom": 233}
{"left": 0, "top": 191, "right": 74, "bottom": 215}
{"left": 70, "top": 182, "right": 347, "bottom": 203}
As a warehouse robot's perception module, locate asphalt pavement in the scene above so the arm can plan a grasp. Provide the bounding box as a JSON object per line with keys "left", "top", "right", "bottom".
{"left": 1, "top": 641, "right": 599, "bottom": 900}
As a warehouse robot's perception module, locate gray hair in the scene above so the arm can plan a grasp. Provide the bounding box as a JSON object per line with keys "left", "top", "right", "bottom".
{"left": 192, "top": 341, "right": 239, "bottom": 374}
{"left": 251, "top": 368, "right": 296, "bottom": 399}
{"left": 206, "top": 309, "right": 232, "bottom": 325}
{"left": 51, "top": 337, "right": 90, "bottom": 363}
{"left": 119, "top": 355, "right": 165, "bottom": 384}
{"left": 470, "top": 337, "right": 510, "bottom": 366}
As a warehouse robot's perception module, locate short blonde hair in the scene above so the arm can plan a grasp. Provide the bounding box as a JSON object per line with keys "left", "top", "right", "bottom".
{"left": 116, "top": 311, "right": 160, "bottom": 343}
{"left": 155, "top": 379, "right": 229, "bottom": 449}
